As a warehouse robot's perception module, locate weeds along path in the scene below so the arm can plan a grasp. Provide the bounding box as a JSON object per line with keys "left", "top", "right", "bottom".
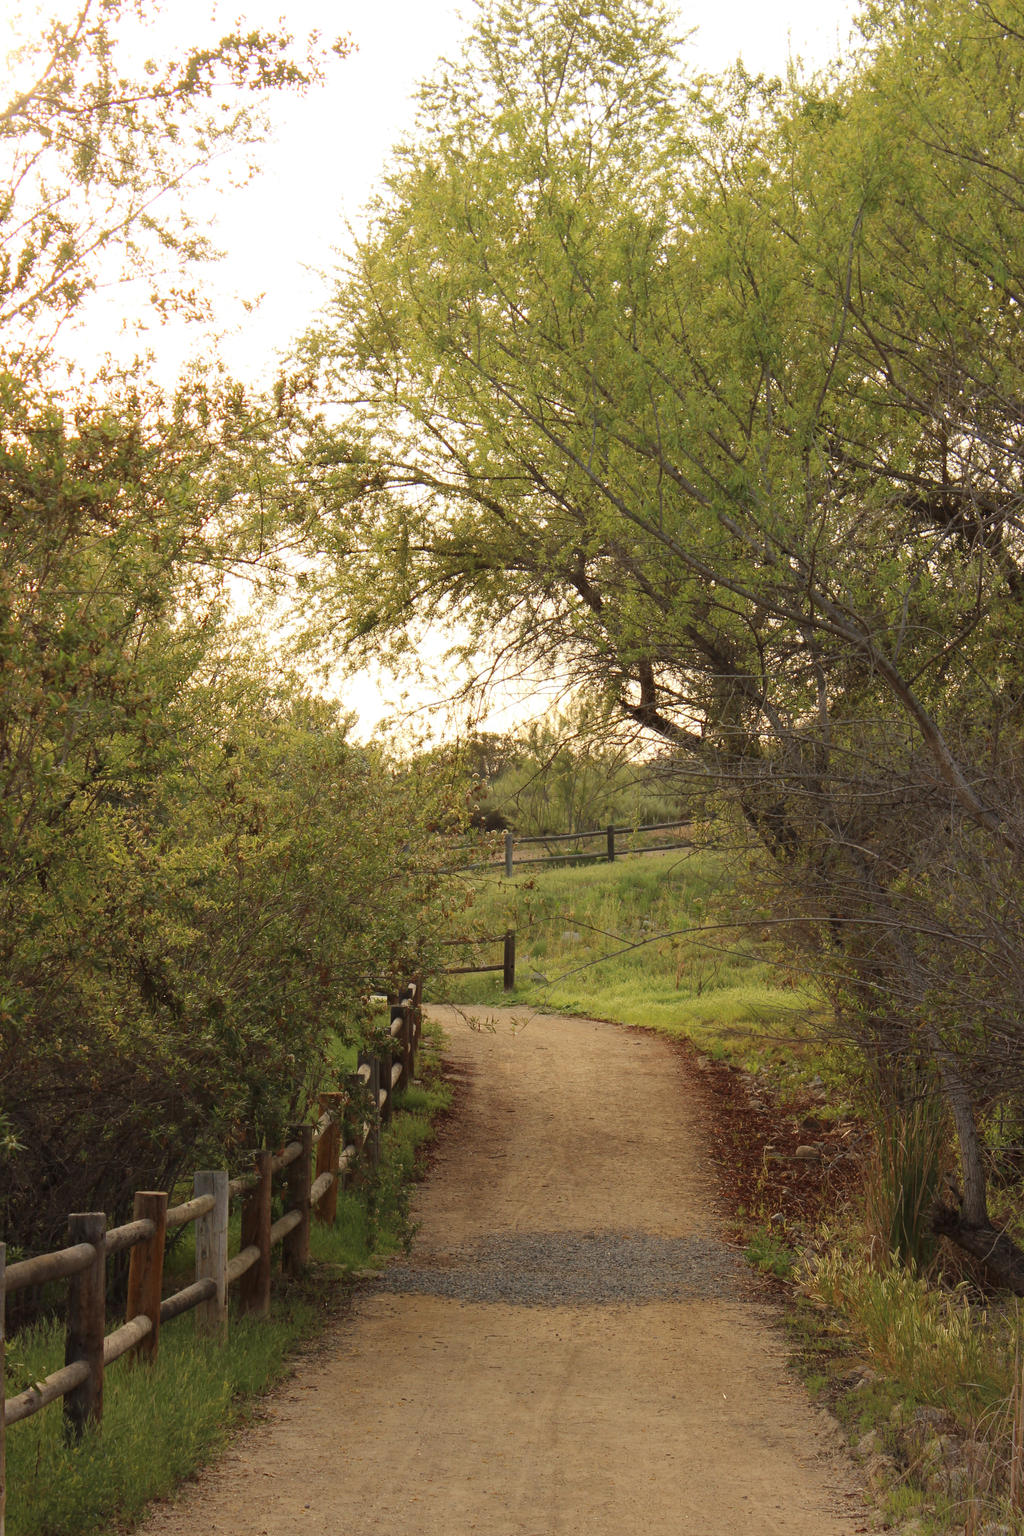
{"left": 139, "top": 1008, "right": 867, "bottom": 1536}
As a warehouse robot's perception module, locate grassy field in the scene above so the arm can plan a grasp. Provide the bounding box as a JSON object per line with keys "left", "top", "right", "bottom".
{"left": 434, "top": 847, "right": 839, "bottom": 1091}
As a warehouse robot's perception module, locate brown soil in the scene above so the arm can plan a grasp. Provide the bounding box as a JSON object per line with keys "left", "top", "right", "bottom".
{"left": 675, "top": 1037, "right": 866, "bottom": 1240}
{"left": 137, "top": 1007, "right": 872, "bottom": 1536}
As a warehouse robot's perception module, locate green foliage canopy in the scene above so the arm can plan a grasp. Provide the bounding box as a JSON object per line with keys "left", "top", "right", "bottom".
{"left": 301, "top": 0, "right": 1024, "bottom": 1265}
{"left": 305, "top": 0, "right": 1024, "bottom": 832}
{"left": 0, "top": 5, "right": 469, "bottom": 1256}
{"left": 0, "top": 375, "right": 465, "bottom": 1253}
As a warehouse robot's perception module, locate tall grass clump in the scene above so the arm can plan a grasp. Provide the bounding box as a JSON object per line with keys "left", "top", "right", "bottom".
{"left": 864, "top": 1084, "right": 948, "bottom": 1275}
{"left": 804, "top": 1250, "right": 1020, "bottom": 1428}
{"left": 803, "top": 1257, "right": 1024, "bottom": 1525}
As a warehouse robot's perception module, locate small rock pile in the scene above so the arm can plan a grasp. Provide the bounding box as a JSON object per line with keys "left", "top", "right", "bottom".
{"left": 848, "top": 1385, "right": 1014, "bottom": 1535}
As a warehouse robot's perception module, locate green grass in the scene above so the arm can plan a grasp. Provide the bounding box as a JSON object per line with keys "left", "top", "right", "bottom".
{"left": 744, "top": 1223, "right": 800, "bottom": 1280}
{"left": 796, "top": 1245, "right": 1024, "bottom": 1527}
{"left": 805, "top": 1247, "right": 1024, "bottom": 1428}
{"left": 436, "top": 849, "right": 827, "bottom": 1075}
{"left": 4, "top": 1026, "right": 452, "bottom": 1536}
{"left": 5, "top": 1303, "right": 316, "bottom": 1536}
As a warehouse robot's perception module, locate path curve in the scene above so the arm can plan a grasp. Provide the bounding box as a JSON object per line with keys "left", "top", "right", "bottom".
{"left": 139, "top": 1007, "right": 868, "bottom": 1536}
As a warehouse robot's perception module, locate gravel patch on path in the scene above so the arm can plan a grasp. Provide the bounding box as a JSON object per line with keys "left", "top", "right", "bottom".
{"left": 378, "top": 1227, "right": 748, "bottom": 1305}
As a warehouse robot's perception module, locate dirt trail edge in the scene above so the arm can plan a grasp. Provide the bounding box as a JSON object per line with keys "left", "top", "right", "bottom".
{"left": 139, "top": 1007, "right": 869, "bottom": 1536}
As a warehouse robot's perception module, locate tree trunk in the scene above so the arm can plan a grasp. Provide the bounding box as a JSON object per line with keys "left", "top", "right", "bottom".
{"left": 932, "top": 1203, "right": 1024, "bottom": 1295}
{"left": 922, "top": 1026, "right": 1024, "bottom": 1292}
{"left": 925, "top": 1025, "right": 989, "bottom": 1228}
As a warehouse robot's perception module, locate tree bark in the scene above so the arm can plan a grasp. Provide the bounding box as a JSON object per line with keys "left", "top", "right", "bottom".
{"left": 932, "top": 1204, "right": 1024, "bottom": 1295}
{"left": 925, "top": 1025, "right": 990, "bottom": 1228}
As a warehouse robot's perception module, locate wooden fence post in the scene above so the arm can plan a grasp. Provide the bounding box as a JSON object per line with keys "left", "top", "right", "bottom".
{"left": 64, "top": 1212, "right": 106, "bottom": 1441}
{"left": 240, "top": 1150, "right": 272, "bottom": 1318}
{"left": 283, "top": 1126, "right": 313, "bottom": 1276}
{"left": 342, "top": 1075, "right": 366, "bottom": 1191}
{"left": 195, "top": 1170, "right": 229, "bottom": 1342}
{"left": 359, "top": 1053, "right": 382, "bottom": 1168}
{"left": 315, "top": 1093, "right": 344, "bottom": 1225}
{"left": 503, "top": 929, "right": 516, "bottom": 992}
{"left": 1, "top": 1241, "right": 6, "bottom": 1536}
{"left": 125, "top": 1191, "right": 167, "bottom": 1364}
{"left": 378, "top": 1039, "right": 393, "bottom": 1126}
{"left": 391, "top": 1001, "right": 412, "bottom": 1092}
{"left": 400, "top": 1001, "right": 415, "bottom": 1087}
{"left": 607, "top": 823, "right": 616, "bottom": 862}
{"left": 504, "top": 830, "right": 514, "bottom": 878}
{"left": 411, "top": 973, "right": 423, "bottom": 1047}
{"left": 373, "top": 1055, "right": 385, "bottom": 1155}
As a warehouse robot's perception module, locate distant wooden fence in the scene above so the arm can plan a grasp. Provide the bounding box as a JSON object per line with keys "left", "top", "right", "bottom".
{"left": 0, "top": 982, "right": 422, "bottom": 1536}
{"left": 454, "top": 819, "right": 694, "bottom": 876}
{"left": 437, "top": 931, "right": 516, "bottom": 990}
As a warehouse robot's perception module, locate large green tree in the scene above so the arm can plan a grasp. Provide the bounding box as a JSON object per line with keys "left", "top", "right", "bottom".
{"left": 303, "top": 0, "right": 1024, "bottom": 1281}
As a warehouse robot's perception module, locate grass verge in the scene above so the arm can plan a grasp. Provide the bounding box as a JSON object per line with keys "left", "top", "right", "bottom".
{"left": 4, "top": 1024, "right": 452, "bottom": 1536}
{"left": 438, "top": 849, "right": 851, "bottom": 1101}
{"left": 6, "top": 1307, "right": 314, "bottom": 1536}
{"left": 783, "top": 1255, "right": 1024, "bottom": 1534}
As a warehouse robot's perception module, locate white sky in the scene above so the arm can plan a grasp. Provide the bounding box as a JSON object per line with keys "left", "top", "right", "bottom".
{"left": 139, "top": 0, "right": 864, "bottom": 383}
{"left": 6, "top": 0, "right": 864, "bottom": 739}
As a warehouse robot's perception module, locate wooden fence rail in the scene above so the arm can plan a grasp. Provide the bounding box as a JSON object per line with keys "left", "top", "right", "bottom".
{"left": 0, "top": 980, "right": 423, "bottom": 1536}
{"left": 437, "top": 931, "right": 516, "bottom": 990}
{"left": 452, "top": 819, "right": 694, "bottom": 875}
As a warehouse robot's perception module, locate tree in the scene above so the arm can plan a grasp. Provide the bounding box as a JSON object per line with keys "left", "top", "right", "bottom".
{"left": 302, "top": 0, "right": 1024, "bottom": 1283}
{"left": 0, "top": 375, "right": 467, "bottom": 1254}
{"left": 0, "top": 6, "right": 477, "bottom": 1257}
{"left": 0, "top": 0, "right": 338, "bottom": 369}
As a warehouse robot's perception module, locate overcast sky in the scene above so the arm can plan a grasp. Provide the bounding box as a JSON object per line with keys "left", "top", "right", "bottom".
{"left": 44, "top": 0, "right": 862, "bottom": 382}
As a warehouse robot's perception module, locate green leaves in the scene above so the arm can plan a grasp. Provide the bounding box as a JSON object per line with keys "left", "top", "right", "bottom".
{"left": 309, "top": 0, "right": 1024, "bottom": 799}
{"left": 0, "top": 373, "right": 465, "bottom": 1255}
{"left": 0, "top": 0, "right": 337, "bottom": 366}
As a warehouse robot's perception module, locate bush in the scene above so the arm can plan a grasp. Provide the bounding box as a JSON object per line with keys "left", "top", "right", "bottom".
{"left": 0, "top": 386, "right": 463, "bottom": 1256}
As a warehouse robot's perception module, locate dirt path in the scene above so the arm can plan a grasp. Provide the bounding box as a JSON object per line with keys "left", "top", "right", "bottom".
{"left": 139, "top": 1007, "right": 869, "bottom": 1536}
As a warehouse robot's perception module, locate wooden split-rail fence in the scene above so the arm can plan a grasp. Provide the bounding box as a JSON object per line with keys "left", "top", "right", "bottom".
{"left": 453, "top": 819, "right": 695, "bottom": 876}
{"left": 0, "top": 983, "right": 422, "bottom": 1536}
{"left": 438, "top": 930, "right": 516, "bottom": 990}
